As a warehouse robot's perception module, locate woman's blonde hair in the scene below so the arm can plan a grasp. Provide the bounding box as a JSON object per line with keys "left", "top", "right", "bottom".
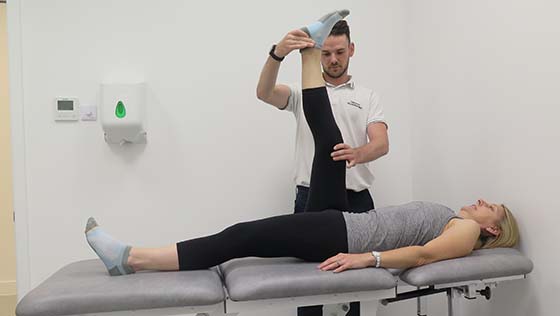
{"left": 481, "top": 204, "right": 519, "bottom": 249}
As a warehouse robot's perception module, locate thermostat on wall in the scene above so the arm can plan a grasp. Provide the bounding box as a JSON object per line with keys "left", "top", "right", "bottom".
{"left": 54, "top": 97, "right": 79, "bottom": 121}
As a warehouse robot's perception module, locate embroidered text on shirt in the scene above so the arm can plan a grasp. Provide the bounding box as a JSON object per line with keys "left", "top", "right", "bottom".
{"left": 347, "top": 100, "right": 362, "bottom": 109}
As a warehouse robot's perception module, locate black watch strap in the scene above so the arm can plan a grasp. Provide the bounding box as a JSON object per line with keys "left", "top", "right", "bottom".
{"left": 269, "top": 44, "right": 285, "bottom": 62}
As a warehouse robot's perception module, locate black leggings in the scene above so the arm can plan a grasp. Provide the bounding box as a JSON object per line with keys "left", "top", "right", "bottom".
{"left": 177, "top": 87, "right": 349, "bottom": 270}
{"left": 302, "top": 87, "right": 350, "bottom": 212}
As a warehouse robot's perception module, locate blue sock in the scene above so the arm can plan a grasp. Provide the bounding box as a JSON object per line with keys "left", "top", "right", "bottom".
{"left": 85, "top": 217, "right": 135, "bottom": 276}
{"left": 301, "top": 10, "right": 350, "bottom": 48}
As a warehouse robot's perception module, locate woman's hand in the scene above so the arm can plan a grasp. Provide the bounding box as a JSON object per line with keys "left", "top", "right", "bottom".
{"left": 318, "top": 252, "right": 375, "bottom": 273}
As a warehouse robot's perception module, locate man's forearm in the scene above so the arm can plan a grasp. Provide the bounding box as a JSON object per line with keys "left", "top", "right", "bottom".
{"left": 256, "top": 30, "right": 314, "bottom": 107}
{"left": 355, "top": 140, "right": 389, "bottom": 164}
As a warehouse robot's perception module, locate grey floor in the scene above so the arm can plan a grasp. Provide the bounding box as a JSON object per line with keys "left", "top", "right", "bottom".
{"left": 0, "top": 295, "right": 16, "bottom": 316}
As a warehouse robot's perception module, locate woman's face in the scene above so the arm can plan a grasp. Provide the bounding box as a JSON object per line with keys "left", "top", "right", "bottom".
{"left": 460, "top": 199, "right": 505, "bottom": 236}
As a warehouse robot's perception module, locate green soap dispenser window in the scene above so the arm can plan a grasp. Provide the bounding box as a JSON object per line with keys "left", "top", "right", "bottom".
{"left": 115, "top": 101, "right": 126, "bottom": 118}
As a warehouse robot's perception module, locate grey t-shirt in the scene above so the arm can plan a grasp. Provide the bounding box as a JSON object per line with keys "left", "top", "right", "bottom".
{"left": 343, "top": 201, "right": 460, "bottom": 253}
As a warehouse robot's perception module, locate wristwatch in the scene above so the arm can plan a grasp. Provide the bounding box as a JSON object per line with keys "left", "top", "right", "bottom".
{"left": 371, "top": 251, "right": 381, "bottom": 268}
{"left": 269, "top": 44, "right": 285, "bottom": 62}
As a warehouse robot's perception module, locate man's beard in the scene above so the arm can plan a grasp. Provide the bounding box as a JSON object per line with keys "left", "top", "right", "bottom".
{"left": 324, "top": 62, "right": 349, "bottom": 79}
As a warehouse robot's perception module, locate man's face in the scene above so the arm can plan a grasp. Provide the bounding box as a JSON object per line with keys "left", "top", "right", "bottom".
{"left": 321, "top": 35, "right": 355, "bottom": 80}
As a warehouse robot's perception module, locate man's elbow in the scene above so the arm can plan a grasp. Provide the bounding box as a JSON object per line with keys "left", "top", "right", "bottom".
{"left": 256, "top": 88, "right": 269, "bottom": 103}
{"left": 381, "top": 141, "right": 389, "bottom": 156}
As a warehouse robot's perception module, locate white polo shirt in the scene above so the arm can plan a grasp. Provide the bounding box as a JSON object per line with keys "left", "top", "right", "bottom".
{"left": 283, "top": 78, "right": 386, "bottom": 192}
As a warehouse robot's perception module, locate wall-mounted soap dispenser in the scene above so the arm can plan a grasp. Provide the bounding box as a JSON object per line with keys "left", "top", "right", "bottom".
{"left": 100, "top": 83, "right": 147, "bottom": 144}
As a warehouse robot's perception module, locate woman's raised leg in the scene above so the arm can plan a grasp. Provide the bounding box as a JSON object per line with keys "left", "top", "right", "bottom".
{"left": 301, "top": 48, "right": 349, "bottom": 212}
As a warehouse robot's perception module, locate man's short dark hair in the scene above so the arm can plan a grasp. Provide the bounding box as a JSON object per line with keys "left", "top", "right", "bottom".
{"left": 329, "top": 20, "right": 351, "bottom": 43}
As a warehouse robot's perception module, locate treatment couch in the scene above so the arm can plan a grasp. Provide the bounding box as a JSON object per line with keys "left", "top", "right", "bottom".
{"left": 15, "top": 248, "right": 533, "bottom": 316}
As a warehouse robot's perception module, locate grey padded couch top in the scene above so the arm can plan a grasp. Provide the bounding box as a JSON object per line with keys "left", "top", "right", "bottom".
{"left": 219, "top": 257, "right": 397, "bottom": 301}
{"left": 399, "top": 248, "right": 533, "bottom": 286}
{"left": 16, "top": 249, "right": 533, "bottom": 316}
{"left": 16, "top": 259, "right": 225, "bottom": 316}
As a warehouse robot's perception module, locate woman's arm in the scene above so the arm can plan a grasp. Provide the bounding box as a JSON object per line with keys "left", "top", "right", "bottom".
{"left": 319, "top": 219, "right": 481, "bottom": 272}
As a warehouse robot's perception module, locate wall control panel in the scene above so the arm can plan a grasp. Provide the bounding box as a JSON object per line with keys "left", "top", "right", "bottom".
{"left": 54, "top": 97, "right": 79, "bottom": 121}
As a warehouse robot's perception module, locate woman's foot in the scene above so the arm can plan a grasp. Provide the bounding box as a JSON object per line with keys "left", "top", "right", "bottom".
{"left": 85, "top": 217, "right": 135, "bottom": 276}
{"left": 301, "top": 10, "right": 350, "bottom": 48}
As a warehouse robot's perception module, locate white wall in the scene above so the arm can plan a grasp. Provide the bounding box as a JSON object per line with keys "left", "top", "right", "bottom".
{"left": 11, "top": 0, "right": 557, "bottom": 315}
{"left": 407, "top": 1, "right": 560, "bottom": 315}
{"left": 9, "top": 0, "right": 413, "bottom": 309}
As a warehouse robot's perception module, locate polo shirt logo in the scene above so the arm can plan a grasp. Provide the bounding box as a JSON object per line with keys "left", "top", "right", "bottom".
{"left": 347, "top": 100, "right": 362, "bottom": 109}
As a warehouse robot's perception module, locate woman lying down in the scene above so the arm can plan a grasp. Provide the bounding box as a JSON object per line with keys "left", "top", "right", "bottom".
{"left": 85, "top": 10, "right": 519, "bottom": 276}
